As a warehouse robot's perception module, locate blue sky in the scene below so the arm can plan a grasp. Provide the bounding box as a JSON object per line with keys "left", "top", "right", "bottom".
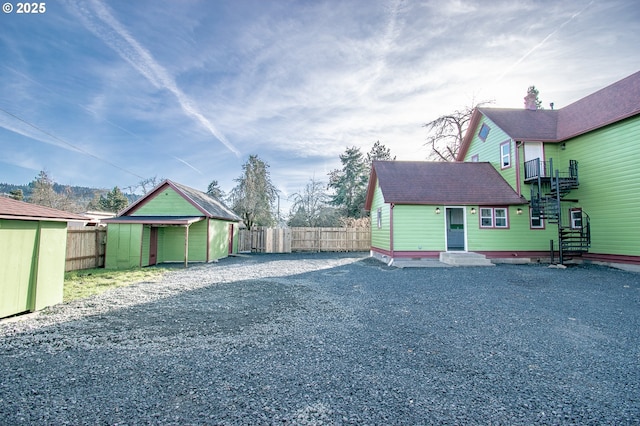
{"left": 1, "top": 0, "right": 639, "bottom": 211}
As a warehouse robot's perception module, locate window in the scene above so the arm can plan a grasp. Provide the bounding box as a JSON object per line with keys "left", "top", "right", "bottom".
{"left": 480, "top": 207, "right": 509, "bottom": 228}
{"left": 377, "top": 208, "right": 382, "bottom": 229}
{"left": 530, "top": 208, "right": 544, "bottom": 229}
{"left": 570, "top": 209, "right": 582, "bottom": 229}
{"left": 500, "top": 140, "right": 511, "bottom": 169}
{"left": 478, "top": 123, "right": 490, "bottom": 141}
{"left": 471, "top": 154, "right": 479, "bottom": 162}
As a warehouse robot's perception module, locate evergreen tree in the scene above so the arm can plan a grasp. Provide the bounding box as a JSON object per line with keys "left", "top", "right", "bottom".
{"left": 9, "top": 189, "right": 23, "bottom": 201}
{"left": 96, "top": 187, "right": 129, "bottom": 213}
{"left": 367, "top": 140, "right": 395, "bottom": 164}
{"left": 328, "top": 146, "right": 369, "bottom": 218}
{"left": 206, "top": 180, "right": 225, "bottom": 200}
{"left": 29, "top": 170, "right": 58, "bottom": 208}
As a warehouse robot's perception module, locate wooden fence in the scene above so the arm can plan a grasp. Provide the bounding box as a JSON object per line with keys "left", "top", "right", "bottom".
{"left": 65, "top": 228, "right": 107, "bottom": 271}
{"left": 239, "top": 227, "right": 370, "bottom": 253}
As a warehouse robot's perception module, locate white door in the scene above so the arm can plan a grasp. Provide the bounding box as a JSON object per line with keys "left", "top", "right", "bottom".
{"left": 524, "top": 142, "right": 545, "bottom": 177}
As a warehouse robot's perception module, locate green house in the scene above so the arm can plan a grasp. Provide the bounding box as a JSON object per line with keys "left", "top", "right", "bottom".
{"left": 103, "top": 180, "right": 241, "bottom": 269}
{"left": 364, "top": 161, "right": 529, "bottom": 265}
{"left": 366, "top": 70, "right": 640, "bottom": 269}
{"left": 456, "top": 70, "right": 640, "bottom": 268}
{"left": 0, "top": 196, "right": 87, "bottom": 318}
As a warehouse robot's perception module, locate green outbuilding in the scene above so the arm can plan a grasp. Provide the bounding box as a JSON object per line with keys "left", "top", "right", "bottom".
{"left": 0, "top": 196, "right": 87, "bottom": 318}
{"left": 103, "top": 180, "right": 241, "bottom": 269}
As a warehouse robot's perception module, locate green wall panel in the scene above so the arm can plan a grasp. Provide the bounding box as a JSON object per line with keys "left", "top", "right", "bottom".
{"left": 209, "top": 220, "right": 231, "bottom": 260}
{"left": 0, "top": 220, "right": 67, "bottom": 317}
{"left": 559, "top": 117, "right": 640, "bottom": 257}
{"left": 132, "top": 187, "right": 202, "bottom": 216}
{"left": 105, "top": 224, "right": 143, "bottom": 269}
{"left": 0, "top": 220, "right": 38, "bottom": 317}
{"left": 369, "top": 181, "right": 390, "bottom": 251}
{"left": 393, "top": 205, "right": 446, "bottom": 252}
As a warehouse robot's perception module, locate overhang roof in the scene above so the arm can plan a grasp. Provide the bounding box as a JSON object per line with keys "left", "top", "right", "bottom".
{"left": 118, "top": 179, "right": 241, "bottom": 222}
{"left": 365, "top": 161, "right": 527, "bottom": 210}
{"left": 0, "top": 196, "right": 88, "bottom": 222}
{"left": 458, "top": 70, "right": 640, "bottom": 160}
{"left": 101, "top": 216, "right": 205, "bottom": 225}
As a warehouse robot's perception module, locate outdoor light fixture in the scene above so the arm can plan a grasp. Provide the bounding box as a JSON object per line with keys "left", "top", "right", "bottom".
{"left": 435, "top": 207, "right": 441, "bottom": 214}
{"left": 470, "top": 208, "right": 477, "bottom": 215}
{"left": 517, "top": 208, "right": 523, "bottom": 215}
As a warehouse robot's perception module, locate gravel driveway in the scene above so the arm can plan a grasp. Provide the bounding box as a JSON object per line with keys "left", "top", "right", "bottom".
{"left": 1, "top": 253, "right": 639, "bottom": 425}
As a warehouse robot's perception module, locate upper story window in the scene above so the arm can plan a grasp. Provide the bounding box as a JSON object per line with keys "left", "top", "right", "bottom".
{"left": 478, "top": 123, "right": 490, "bottom": 141}
{"left": 480, "top": 207, "right": 509, "bottom": 229}
{"left": 500, "top": 140, "right": 511, "bottom": 169}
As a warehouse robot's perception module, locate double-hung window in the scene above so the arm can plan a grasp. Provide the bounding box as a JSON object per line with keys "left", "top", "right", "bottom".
{"left": 530, "top": 208, "right": 544, "bottom": 229}
{"left": 500, "top": 140, "right": 511, "bottom": 169}
{"left": 480, "top": 207, "right": 509, "bottom": 228}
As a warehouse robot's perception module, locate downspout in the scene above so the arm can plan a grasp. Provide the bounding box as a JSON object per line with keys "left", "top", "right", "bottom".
{"left": 390, "top": 203, "right": 395, "bottom": 260}
{"left": 206, "top": 218, "right": 210, "bottom": 263}
{"left": 515, "top": 141, "right": 522, "bottom": 196}
{"left": 184, "top": 224, "right": 189, "bottom": 268}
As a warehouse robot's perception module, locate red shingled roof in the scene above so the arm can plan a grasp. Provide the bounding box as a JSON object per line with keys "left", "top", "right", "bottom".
{"left": 0, "top": 196, "right": 88, "bottom": 222}
{"left": 365, "top": 161, "right": 527, "bottom": 210}
{"left": 458, "top": 70, "right": 640, "bottom": 160}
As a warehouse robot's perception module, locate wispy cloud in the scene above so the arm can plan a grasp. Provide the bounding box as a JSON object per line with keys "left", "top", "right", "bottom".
{"left": 495, "top": 1, "right": 595, "bottom": 82}
{"left": 65, "top": 0, "right": 240, "bottom": 157}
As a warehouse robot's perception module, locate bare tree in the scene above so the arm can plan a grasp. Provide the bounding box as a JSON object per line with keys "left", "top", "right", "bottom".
{"left": 288, "top": 176, "right": 331, "bottom": 227}
{"left": 229, "top": 155, "right": 277, "bottom": 228}
{"left": 424, "top": 100, "right": 493, "bottom": 161}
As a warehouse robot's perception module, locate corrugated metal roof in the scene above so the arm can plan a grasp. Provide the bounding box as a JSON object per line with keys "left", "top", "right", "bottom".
{"left": 366, "top": 161, "right": 527, "bottom": 209}
{"left": 0, "top": 196, "right": 88, "bottom": 222}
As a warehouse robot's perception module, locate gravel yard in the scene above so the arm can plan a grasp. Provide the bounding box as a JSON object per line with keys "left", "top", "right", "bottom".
{"left": 1, "top": 253, "right": 639, "bottom": 425}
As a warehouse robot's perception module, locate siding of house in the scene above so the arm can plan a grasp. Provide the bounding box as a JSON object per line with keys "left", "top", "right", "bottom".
{"left": 559, "top": 116, "right": 640, "bottom": 258}
{"left": 141, "top": 225, "right": 151, "bottom": 266}
{"left": 393, "top": 205, "right": 446, "bottom": 252}
{"left": 209, "top": 219, "right": 233, "bottom": 260}
{"left": 466, "top": 205, "right": 555, "bottom": 252}
{"left": 369, "top": 181, "right": 391, "bottom": 251}
{"left": 131, "top": 187, "right": 202, "bottom": 216}
{"left": 105, "top": 223, "right": 143, "bottom": 269}
{"left": 1, "top": 220, "right": 67, "bottom": 317}
{"left": 465, "top": 117, "right": 519, "bottom": 190}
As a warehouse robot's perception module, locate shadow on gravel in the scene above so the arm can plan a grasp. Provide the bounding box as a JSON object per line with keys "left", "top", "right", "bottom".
{"left": 1, "top": 253, "right": 639, "bottom": 425}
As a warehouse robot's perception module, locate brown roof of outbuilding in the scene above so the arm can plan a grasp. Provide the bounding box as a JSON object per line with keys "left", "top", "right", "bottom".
{"left": 119, "top": 179, "right": 241, "bottom": 222}
{"left": 458, "top": 70, "right": 640, "bottom": 160}
{"left": 365, "top": 161, "right": 527, "bottom": 210}
{"left": 0, "top": 196, "right": 88, "bottom": 222}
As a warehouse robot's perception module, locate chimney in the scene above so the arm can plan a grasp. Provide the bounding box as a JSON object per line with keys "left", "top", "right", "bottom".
{"left": 524, "top": 92, "right": 538, "bottom": 110}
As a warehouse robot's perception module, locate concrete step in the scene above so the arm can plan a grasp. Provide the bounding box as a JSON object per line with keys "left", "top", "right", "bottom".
{"left": 439, "top": 251, "right": 495, "bottom": 267}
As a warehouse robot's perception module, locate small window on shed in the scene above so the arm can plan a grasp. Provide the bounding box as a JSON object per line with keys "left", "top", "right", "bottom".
{"left": 471, "top": 154, "right": 479, "bottom": 162}
{"left": 377, "top": 208, "right": 382, "bottom": 229}
{"left": 478, "top": 123, "right": 490, "bottom": 141}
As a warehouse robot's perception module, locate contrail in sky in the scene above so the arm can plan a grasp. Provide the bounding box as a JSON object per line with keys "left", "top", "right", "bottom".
{"left": 496, "top": 1, "right": 595, "bottom": 82}
{"left": 67, "top": 0, "right": 241, "bottom": 157}
{"left": 173, "top": 156, "right": 204, "bottom": 175}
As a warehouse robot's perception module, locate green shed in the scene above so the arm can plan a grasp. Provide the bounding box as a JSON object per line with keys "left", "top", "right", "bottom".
{"left": 0, "top": 196, "right": 87, "bottom": 318}
{"left": 103, "top": 180, "right": 241, "bottom": 269}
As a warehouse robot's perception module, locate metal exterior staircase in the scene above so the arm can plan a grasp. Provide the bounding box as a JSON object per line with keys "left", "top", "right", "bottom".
{"left": 525, "top": 158, "right": 591, "bottom": 264}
